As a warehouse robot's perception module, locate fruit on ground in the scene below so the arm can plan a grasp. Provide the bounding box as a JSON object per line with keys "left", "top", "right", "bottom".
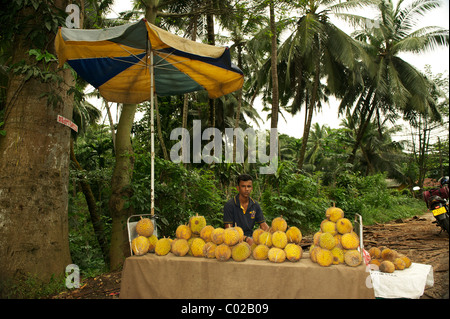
{"left": 318, "top": 232, "right": 336, "bottom": 250}
{"left": 189, "top": 214, "right": 206, "bottom": 234}
{"left": 393, "top": 257, "right": 406, "bottom": 270}
{"left": 135, "top": 218, "right": 154, "bottom": 237}
{"left": 268, "top": 247, "right": 286, "bottom": 263}
{"left": 381, "top": 248, "right": 398, "bottom": 262}
{"left": 271, "top": 216, "right": 288, "bottom": 232}
{"left": 171, "top": 239, "right": 190, "bottom": 257}
{"left": 215, "top": 243, "right": 232, "bottom": 261}
{"left": 131, "top": 236, "right": 150, "bottom": 256}
{"left": 326, "top": 205, "right": 344, "bottom": 222}
{"left": 344, "top": 250, "right": 362, "bottom": 267}
{"left": 316, "top": 248, "right": 333, "bottom": 267}
{"left": 368, "top": 247, "right": 381, "bottom": 259}
{"left": 190, "top": 237, "right": 206, "bottom": 257}
{"left": 341, "top": 232, "right": 359, "bottom": 250}
{"left": 284, "top": 243, "right": 302, "bottom": 262}
{"left": 379, "top": 260, "right": 395, "bottom": 273}
{"left": 258, "top": 231, "right": 272, "bottom": 247}
{"left": 331, "top": 247, "right": 344, "bottom": 264}
{"left": 272, "top": 231, "right": 288, "bottom": 249}
{"left": 223, "top": 227, "right": 240, "bottom": 246}
{"left": 211, "top": 228, "right": 225, "bottom": 245}
{"left": 155, "top": 237, "right": 172, "bottom": 256}
{"left": 336, "top": 218, "right": 353, "bottom": 234}
{"left": 231, "top": 242, "right": 251, "bottom": 262}
{"left": 286, "top": 226, "right": 302, "bottom": 244}
{"left": 203, "top": 242, "right": 217, "bottom": 259}
{"left": 252, "top": 228, "right": 265, "bottom": 244}
{"left": 320, "top": 220, "right": 337, "bottom": 235}
{"left": 147, "top": 234, "right": 158, "bottom": 252}
{"left": 176, "top": 224, "right": 192, "bottom": 240}
{"left": 200, "top": 225, "right": 215, "bottom": 242}
{"left": 252, "top": 244, "right": 270, "bottom": 260}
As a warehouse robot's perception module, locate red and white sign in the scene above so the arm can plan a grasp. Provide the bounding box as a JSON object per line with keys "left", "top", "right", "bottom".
{"left": 57, "top": 115, "right": 78, "bottom": 132}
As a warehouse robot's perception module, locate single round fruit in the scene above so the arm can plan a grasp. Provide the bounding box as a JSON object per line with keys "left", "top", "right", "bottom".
{"left": 131, "top": 236, "right": 150, "bottom": 256}
{"left": 135, "top": 218, "right": 154, "bottom": 237}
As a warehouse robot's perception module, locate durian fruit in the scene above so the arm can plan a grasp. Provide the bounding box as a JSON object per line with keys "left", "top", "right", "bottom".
{"left": 135, "top": 218, "right": 154, "bottom": 237}
{"left": 147, "top": 234, "right": 158, "bottom": 253}
{"left": 252, "top": 228, "right": 265, "bottom": 244}
{"left": 272, "top": 231, "right": 288, "bottom": 249}
{"left": 286, "top": 226, "right": 302, "bottom": 244}
{"left": 171, "top": 238, "right": 190, "bottom": 257}
{"left": 325, "top": 205, "right": 344, "bottom": 222}
{"left": 318, "top": 232, "right": 336, "bottom": 250}
{"left": 131, "top": 236, "right": 150, "bottom": 256}
{"left": 331, "top": 247, "right": 344, "bottom": 265}
{"left": 369, "top": 259, "right": 382, "bottom": 267}
{"left": 200, "top": 225, "right": 215, "bottom": 242}
{"left": 189, "top": 213, "right": 206, "bottom": 235}
{"left": 393, "top": 257, "right": 406, "bottom": 270}
{"left": 258, "top": 231, "right": 272, "bottom": 247}
{"left": 399, "top": 254, "right": 412, "bottom": 268}
{"left": 211, "top": 227, "right": 225, "bottom": 245}
{"left": 341, "top": 232, "right": 359, "bottom": 250}
{"left": 284, "top": 243, "right": 302, "bottom": 262}
{"left": 187, "top": 237, "right": 196, "bottom": 256}
{"left": 215, "top": 243, "right": 232, "bottom": 261}
{"left": 379, "top": 260, "right": 395, "bottom": 273}
{"left": 320, "top": 220, "right": 337, "bottom": 235}
{"left": 252, "top": 244, "right": 270, "bottom": 260}
{"left": 203, "top": 242, "right": 217, "bottom": 259}
{"left": 381, "top": 248, "right": 398, "bottom": 262}
{"left": 344, "top": 250, "right": 362, "bottom": 267}
{"left": 316, "top": 248, "right": 333, "bottom": 267}
{"left": 268, "top": 247, "right": 286, "bottom": 263}
{"left": 271, "top": 216, "right": 288, "bottom": 232}
{"left": 223, "top": 227, "right": 240, "bottom": 246}
{"left": 234, "top": 225, "right": 244, "bottom": 242}
{"left": 155, "top": 237, "right": 172, "bottom": 256}
{"left": 231, "top": 242, "right": 251, "bottom": 262}
{"left": 313, "top": 232, "right": 322, "bottom": 246}
{"left": 191, "top": 237, "right": 206, "bottom": 257}
{"left": 334, "top": 234, "right": 343, "bottom": 249}
{"left": 310, "top": 245, "right": 321, "bottom": 263}
{"left": 176, "top": 224, "right": 192, "bottom": 240}
{"left": 336, "top": 218, "right": 353, "bottom": 234}
{"left": 368, "top": 247, "right": 381, "bottom": 259}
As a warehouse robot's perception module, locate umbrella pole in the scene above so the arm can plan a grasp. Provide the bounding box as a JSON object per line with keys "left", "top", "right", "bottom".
{"left": 150, "top": 50, "right": 155, "bottom": 218}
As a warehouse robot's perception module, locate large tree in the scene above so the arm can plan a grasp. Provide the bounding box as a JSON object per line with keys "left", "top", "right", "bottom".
{"left": 0, "top": 0, "right": 73, "bottom": 288}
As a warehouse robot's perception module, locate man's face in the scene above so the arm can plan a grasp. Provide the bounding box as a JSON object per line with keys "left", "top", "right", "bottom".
{"left": 237, "top": 180, "right": 253, "bottom": 199}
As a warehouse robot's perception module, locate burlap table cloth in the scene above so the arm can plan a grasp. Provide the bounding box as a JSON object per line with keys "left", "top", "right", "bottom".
{"left": 119, "top": 253, "right": 375, "bottom": 299}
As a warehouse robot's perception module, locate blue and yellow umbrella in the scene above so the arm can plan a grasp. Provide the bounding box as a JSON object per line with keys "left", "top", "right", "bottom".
{"left": 55, "top": 19, "right": 244, "bottom": 104}
{"left": 55, "top": 19, "right": 244, "bottom": 217}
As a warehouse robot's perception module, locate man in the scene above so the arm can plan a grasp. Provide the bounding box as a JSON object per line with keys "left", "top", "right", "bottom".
{"left": 223, "top": 174, "right": 269, "bottom": 245}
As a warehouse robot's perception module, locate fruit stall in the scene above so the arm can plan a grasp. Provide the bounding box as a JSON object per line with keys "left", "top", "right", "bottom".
{"left": 119, "top": 206, "right": 431, "bottom": 299}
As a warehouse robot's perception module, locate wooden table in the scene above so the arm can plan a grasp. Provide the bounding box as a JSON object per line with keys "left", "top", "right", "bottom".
{"left": 119, "top": 253, "right": 375, "bottom": 299}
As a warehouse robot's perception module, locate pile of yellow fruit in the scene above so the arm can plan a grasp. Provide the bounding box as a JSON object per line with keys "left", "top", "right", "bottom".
{"left": 367, "top": 246, "right": 412, "bottom": 273}
{"left": 308, "top": 205, "right": 363, "bottom": 267}
{"left": 131, "top": 214, "right": 305, "bottom": 264}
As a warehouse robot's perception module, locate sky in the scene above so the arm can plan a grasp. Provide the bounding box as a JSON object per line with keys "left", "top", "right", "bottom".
{"left": 99, "top": 0, "right": 449, "bottom": 141}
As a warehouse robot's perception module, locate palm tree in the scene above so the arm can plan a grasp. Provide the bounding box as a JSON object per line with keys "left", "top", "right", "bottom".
{"left": 340, "top": 0, "right": 449, "bottom": 164}
{"left": 273, "top": 0, "right": 370, "bottom": 170}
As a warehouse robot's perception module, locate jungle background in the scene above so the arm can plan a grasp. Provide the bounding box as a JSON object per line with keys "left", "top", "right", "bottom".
{"left": 0, "top": 0, "right": 448, "bottom": 298}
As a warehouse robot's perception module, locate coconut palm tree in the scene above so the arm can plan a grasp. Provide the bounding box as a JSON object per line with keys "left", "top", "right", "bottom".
{"left": 339, "top": 0, "right": 449, "bottom": 164}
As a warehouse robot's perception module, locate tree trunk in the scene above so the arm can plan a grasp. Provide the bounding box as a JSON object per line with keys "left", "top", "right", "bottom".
{"left": 70, "top": 139, "right": 109, "bottom": 265}
{"left": 269, "top": 0, "right": 279, "bottom": 130}
{"left": 0, "top": 1, "right": 73, "bottom": 286}
{"left": 108, "top": 104, "right": 137, "bottom": 271}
